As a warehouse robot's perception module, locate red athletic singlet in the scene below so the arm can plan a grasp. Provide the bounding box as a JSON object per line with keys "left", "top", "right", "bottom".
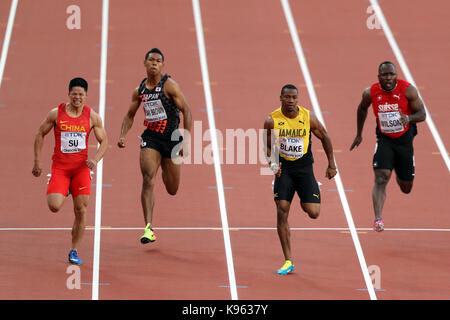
{"left": 370, "top": 79, "right": 411, "bottom": 139}
{"left": 52, "top": 103, "right": 91, "bottom": 163}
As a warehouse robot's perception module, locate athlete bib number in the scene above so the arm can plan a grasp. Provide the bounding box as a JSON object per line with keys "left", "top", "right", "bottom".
{"left": 279, "top": 137, "right": 304, "bottom": 159}
{"left": 378, "top": 112, "right": 404, "bottom": 133}
{"left": 143, "top": 99, "right": 168, "bottom": 122}
{"left": 61, "top": 132, "right": 87, "bottom": 153}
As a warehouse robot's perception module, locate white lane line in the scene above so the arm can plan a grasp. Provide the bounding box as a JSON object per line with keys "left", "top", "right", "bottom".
{"left": 1, "top": 227, "right": 449, "bottom": 232}
{"left": 369, "top": 0, "right": 450, "bottom": 172}
{"left": 0, "top": 0, "right": 18, "bottom": 88}
{"left": 192, "top": 0, "right": 238, "bottom": 300}
{"left": 280, "top": 0, "right": 377, "bottom": 300}
{"left": 92, "top": 0, "right": 109, "bottom": 301}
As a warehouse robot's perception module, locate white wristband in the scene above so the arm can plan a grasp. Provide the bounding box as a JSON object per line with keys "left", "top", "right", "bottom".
{"left": 270, "top": 162, "right": 278, "bottom": 173}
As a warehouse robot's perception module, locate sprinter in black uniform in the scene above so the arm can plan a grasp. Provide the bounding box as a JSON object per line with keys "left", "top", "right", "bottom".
{"left": 118, "top": 48, "right": 192, "bottom": 243}
{"left": 264, "top": 84, "right": 337, "bottom": 275}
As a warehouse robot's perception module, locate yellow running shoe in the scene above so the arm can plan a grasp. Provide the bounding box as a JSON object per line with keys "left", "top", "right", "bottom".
{"left": 140, "top": 223, "right": 156, "bottom": 244}
{"left": 277, "top": 260, "right": 294, "bottom": 275}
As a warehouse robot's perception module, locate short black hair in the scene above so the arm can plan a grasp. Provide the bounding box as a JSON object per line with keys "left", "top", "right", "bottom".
{"left": 145, "top": 48, "right": 164, "bottom": 61}
{"left": 69, "top": 77, "right": 88, "bottom": 92}
{"left": 378, "top": 61, "right": 396, "bottom": 72}
{"left": 281, "top": 84, "right": 298, "bottom": 95}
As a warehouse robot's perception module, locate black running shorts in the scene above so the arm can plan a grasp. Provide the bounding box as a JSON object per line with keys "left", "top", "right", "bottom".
{"left": 373, "top": 135, "right": 415, "bottom": 181}
{"left": 273, "top": 162, "right": 321, "bottom": 203}
{"left": 140, "top": 129, "right": 183, "bottom": 159}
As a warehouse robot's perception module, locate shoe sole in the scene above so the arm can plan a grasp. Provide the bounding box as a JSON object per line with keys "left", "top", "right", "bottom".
{"left": 69, "top": 259, "right": 82, "bottom": 265}
{"left": 140, "top": 237, "right": 155, "bottom": 244}
{"left": 373, "top": 225, "right": 384, "bottom": 232}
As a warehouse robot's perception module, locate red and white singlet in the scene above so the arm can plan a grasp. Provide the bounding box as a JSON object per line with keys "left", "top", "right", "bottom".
{"left": 52, "top": 103, "right": 91, "bottom": 163}
{"left": 370, "top": 79, "right": 411, "bottom": 139}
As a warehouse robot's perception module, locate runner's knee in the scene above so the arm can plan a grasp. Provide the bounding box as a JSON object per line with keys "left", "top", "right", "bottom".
{"left": 276, "top": 204, "right": 290, "bottom": 225}
{"left": 374, "top": 172, "right": 390, "bottom": 186}
{"left": 307, "top": 209, "right": 320, "bottom": 219}
{"left": 74, "top": 203, "right": 87, "bottom": 217}
{"left": 398, "top": 181, "right": 413, "bottom": 194}
{"left": 47, "top": 197, "right": 63, "bottom": 213}
{"left": 302, "top": 203, "right": 320, "bottom": 219}
{"left": 165, "top": 184, "right": 178, "bottom": 196}
{"left": 401, "top": 187, "right": 412, "bottom": 194}
{"left": 48, "top": 203, "right": 61, "bottom": 213}
{"left": 142, "top": 171, "right": 157, "bottom": 189}
{"left": 162, "top": 171, "right": 179, "bottom": 195}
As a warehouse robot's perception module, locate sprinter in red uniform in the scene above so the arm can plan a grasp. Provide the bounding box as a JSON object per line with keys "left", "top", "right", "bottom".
{"left": 32, "top": 78, "right": 108, "bottom": 264}
{"left": 350, "top": 61, "right": 426, "bottom": 231}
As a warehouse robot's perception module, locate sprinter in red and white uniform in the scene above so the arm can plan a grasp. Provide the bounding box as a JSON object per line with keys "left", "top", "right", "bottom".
{"left": 32, "top": 78, "right": 108, "bottom": 264}
{"left": 350, "top": 61, "right": 426, "bottom": 232}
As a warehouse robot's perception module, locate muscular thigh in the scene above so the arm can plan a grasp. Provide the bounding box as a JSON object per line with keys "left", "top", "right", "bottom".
{"left": 373, "top": 138, "right": 395, "bottom": 170}
{"left": 70, "top": 166, "right": 92, "bottom": 197}
{"left": 393, "top": 141, "right": 415, "bottom": 181}
{"left": 47, "top": 167, "right": 71, "bottom": 196}
{"left": 274, "top": 170, "right": 296, "bottom": 203}
{"left": 141, "top": 130, "right": 182, "bottom": 159}
{"left": 140, "top": 148, "right": 162, "bottom": 177}
{"left": 73, "top": 194, "right": 90, "bottom": 211}
{"left": 161, "top": 157, "right": 181, "bottom": 184}
{"left": 292, "top": 165, "right": 321, "bottom": 204}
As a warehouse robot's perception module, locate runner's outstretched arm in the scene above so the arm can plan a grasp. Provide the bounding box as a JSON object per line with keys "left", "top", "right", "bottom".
{"left": 310, "top": 114, "right": 337, "bottom": 179}
{"left": 263, "top": 116, "right": 281, "bottom": 177}
{"left": 400, "top": 85, "right": 426, "bottom": 126}
{"left": 118, "top": 88, "right": 140, "bottom": 148}
{"left": 350, "top": 87, "right": 372, "bottom": 150}
{"left": 87, "top": 110, "right": 108, "bottom": 169}
{"left": 165, "top": 78, "right": 193, "bottom": 156}
{"left": 32, "top": 108, "right": 57, "bottom": 177}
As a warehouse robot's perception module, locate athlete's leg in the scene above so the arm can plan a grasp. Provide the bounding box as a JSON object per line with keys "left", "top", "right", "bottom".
{"left": 394, "top": 141, "right": 415, "bottom": 194}
{"left": 140, "top": 148, "right": 162, "bottom": 226}
{"left": 71, "top": 194, "right": 89, "bottom": 251}
{"left": 372, "top": 169, "right": 392, "bottom": 219}
{"left": 46, "top": 167, "right": 71, "bottom": 212}
{"left": 47, "top": 193, "right": 65, "bottom": 213}
{"left": 297, "top": 166, "right": 321, "bottom": 219}
{"left": 396, "top": 177, "right": 413, "bottom": 194}
{"left": 300, "top": 202, "right": 320, "bottom": 219}
{"left": 160, "top": 157, "right": 181, "bottom": 196}
{"left": 276, "top": 200, "right": 292, "bottom": 261}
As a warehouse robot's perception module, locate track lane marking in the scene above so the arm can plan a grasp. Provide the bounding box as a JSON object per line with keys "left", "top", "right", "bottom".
{"left": 192, "top": 0, "right": 238, "bottom": 300}
{"left": 0, "top": 0, "right": 18, "bottom": 89}
{"left": 91, "top": 0, "right": 109, "bottom": 301}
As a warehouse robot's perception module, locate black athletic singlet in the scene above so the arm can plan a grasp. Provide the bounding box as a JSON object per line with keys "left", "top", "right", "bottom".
{"left": 138, "top": 74, "right": 180, "bottom": 140}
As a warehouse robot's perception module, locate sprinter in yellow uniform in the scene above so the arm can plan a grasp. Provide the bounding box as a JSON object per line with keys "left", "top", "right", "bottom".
{"left": 264, "top": 84, "right": 337, "bottom": 275}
